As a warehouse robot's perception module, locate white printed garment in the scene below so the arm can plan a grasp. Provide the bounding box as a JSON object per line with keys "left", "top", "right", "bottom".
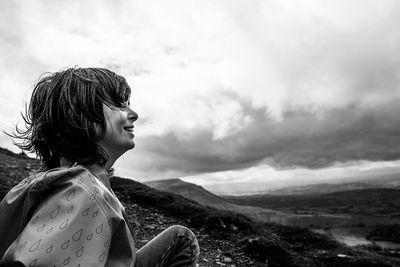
{"left": 0, "top": 165, "right": 136, "bottom": 266}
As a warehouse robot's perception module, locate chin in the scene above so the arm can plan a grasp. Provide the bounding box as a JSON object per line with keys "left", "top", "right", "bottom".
{"left": 115, "top": 143, "right": 135, "bottom": 156}
{"left": 126, "top": 142, "right": 136, "bottom": 150}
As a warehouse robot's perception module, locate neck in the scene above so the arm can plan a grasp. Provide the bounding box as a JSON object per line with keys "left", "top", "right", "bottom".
{"left": 60, "top": 155, "right": 115, "bottom": 173}
{"left": 104, "top": 157, "right": 116, "bottom": 172}
{"left": 60, "top": 158, "right": 112, "bottom": 187}
{"left": 97, "top": 145, "right": 121, "bottom": 172}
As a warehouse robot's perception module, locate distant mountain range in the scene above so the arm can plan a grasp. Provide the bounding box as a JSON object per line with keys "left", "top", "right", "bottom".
{"left": 259, "top": 175, "right": 400, "bottom": 196}
{"left": 201, "top": 173, "right": 400, "bottom": 196}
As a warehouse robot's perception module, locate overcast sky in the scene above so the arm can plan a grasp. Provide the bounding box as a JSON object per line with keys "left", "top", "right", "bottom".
{"left": 1, "top": 0, "right": 400, "bottom": 193}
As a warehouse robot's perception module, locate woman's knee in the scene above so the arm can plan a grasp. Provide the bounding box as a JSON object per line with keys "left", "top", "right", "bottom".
{"left": 167, "top": 225, "right": 196, "bottom": 240}
{"left": 167, "top": 225, "right": 200, "bottom": 259}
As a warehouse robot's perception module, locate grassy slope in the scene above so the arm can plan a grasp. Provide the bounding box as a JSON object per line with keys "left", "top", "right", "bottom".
{"left": 1, "top": 147, "right": 398, "bottom": 266}
{"left": 145, "top": 178, "right": 238, "bottom": 209}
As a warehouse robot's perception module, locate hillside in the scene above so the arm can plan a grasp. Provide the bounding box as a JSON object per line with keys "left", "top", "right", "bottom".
{"left": 1, "top": 147, "right": 399, "bottom": 266}
{"left": 146, "top": 178, "right": 236, "bottom": 210}
{"left": 145, "top": 178, "right": 280, "bottom": 221}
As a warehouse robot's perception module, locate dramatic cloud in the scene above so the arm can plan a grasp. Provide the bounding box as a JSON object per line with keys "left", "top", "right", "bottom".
{"left": 119, "top": 93, "right": 400, "bottom": 177}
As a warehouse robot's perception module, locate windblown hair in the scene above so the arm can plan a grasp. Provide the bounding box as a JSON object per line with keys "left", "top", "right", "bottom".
{"left": 10, "top": 67, "right": 131, "bottom": 170}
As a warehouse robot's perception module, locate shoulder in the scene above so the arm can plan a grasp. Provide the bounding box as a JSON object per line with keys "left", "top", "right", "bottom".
{"left": 19, "top": 165, "right": 119, "bottom": 221}
{"left": 44, "top": 166, "right": 120, "bottom": 220}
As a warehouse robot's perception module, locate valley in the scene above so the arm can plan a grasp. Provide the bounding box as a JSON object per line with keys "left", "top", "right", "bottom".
{"left": 147, "top": 178, "right": 400, "bottom": 251}
{"left": 227, "top": 188, "right": 400, "bottom": 249}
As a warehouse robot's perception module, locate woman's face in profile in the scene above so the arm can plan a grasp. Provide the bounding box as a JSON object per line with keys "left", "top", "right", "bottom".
{"left": 97, "top": 100, "right": 138, "bottom": 159}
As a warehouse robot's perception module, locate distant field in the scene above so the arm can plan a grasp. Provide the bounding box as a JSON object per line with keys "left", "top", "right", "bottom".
{"left": 225, "top": 188, "right": 400, "bottom": 228}
{"left": 224, "top": 188, "right": 400, "bottom": 215}
{"left": 225, "top": 188, "right": 400, "bottom": 248}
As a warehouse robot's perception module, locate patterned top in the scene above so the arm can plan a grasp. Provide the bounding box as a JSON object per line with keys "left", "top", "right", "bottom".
{"left": 0, "top": 164, "right": 136, "bottom": 266}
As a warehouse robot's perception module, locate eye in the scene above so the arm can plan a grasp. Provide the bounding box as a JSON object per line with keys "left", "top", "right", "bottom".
{"left": 118, "top": 101, "right": 130, "bottom": 110}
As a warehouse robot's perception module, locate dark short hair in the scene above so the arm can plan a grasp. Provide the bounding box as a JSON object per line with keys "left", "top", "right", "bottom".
{"left": 10, "top": 67, "right": 131, "bottom": 170}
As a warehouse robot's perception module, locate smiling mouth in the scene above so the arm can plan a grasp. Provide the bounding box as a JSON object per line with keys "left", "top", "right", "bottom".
{"left": 123, "top": 126, "right": 134, "bottom": 132}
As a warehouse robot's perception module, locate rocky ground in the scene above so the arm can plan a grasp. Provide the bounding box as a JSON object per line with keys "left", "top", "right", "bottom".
{"left": 122, "top": 200, "right": 256, "bottom": 266}
{"left": 1, "top": 146, "right": 400, "bottom": 266}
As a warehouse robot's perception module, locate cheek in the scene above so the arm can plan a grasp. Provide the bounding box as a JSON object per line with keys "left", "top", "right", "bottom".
{"left": 105, "top": 112, "right": 124, "bottom": 136}
{"left": 94, "top": 123, "right": 104, "bottom": 140}
{"left": 100, "top": 108, "right": 126, "bottom": 139}
{"left": 112, "top": 112, "right": 126, "bottom": 128}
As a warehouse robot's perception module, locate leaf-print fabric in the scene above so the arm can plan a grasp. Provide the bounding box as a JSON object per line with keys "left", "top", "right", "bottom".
{"left": 0, "top": 165, "right": 136, "bottom": 266}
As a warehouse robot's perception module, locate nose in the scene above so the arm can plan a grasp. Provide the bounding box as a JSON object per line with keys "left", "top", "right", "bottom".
{"left": 127, "top": 107, "right": 138, "bottom": 122}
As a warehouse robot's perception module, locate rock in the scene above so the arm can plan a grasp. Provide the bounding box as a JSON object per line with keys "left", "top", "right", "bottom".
{"left": 221, "top": 250, "right": 232, "bottom": 256}
{"left": 218, "top": 218, "right": 226, "bottom": 229}
{"left": 223, "top": 257, "right": 232, "bottom": 263}
{"left": 230, "top": 224, "right": 239, "bottom": 231}
{"left": 145, "top": 224, "right": 156, "bottom": 230}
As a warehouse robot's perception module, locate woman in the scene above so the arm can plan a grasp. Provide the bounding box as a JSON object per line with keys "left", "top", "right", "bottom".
{"left": 0, "top": 68, "right": 199, "bottom": 266}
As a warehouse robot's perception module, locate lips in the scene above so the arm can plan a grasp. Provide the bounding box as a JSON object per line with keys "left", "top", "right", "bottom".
{"left": 123, "top": 126, "right": 134, "bottom": 132}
